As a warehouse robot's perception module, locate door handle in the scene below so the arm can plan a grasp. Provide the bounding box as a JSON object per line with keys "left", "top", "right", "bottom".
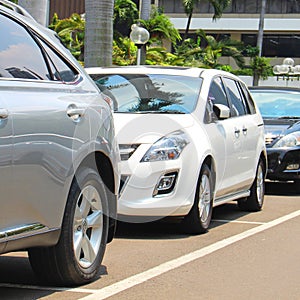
{"left": 242, "top": 127, "right": 248, "bottom": 135}
{"left": 0, "top": 108, "right": 9, "bottom": 119}
{"left": 234, "top": 127, "right": 240, "bottom": 137}
{"left": 67, "top": 106, "right": 85, "bottom": 121}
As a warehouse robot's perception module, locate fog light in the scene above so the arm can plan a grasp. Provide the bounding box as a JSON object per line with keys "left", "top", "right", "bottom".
{"left": 157, "top": 175, "right": 175, "bottom": 190}
{"left": 153, "top": 172, "right": 178, "bottom": 196}
{"left": 286, "top": 163, "right": 299, "bottom": 170}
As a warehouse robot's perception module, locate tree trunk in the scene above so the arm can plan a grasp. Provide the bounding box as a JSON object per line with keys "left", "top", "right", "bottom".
{"left": 84, "top": 0, "right": 114, "bottom": 67}
{"left": 253, "top": 0, "right": 266, "bottom": 86}
{"left": 18, "top": 0, "right": 49, "bottom": 26}
{"left": 139, "top": 0, "right": 151, "bottom": 64}
{"left": 184, "top": 12, "right": 193, "bottom": 40}
{"left": 140, "top": 0, "right": 151, "bottom": 19}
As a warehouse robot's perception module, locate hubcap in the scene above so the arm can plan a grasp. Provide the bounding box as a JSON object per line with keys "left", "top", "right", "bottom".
{"left": 199, "top": 174, "right": 211, "bottom": 223}
{"left": 73, "top": 185, "right": 103, "bottom": 268}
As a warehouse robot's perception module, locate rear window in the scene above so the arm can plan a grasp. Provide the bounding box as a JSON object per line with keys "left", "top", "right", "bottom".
{"left": 90, "top": 73, "right": 202, "bottom": 114}
{"left": 251, "top": 90, "right": 300, "bottom": 118}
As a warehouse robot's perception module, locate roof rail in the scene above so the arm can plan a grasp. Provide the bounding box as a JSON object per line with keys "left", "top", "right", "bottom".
{"left": 0, "top": 0, "right": 35, "bottom": 20}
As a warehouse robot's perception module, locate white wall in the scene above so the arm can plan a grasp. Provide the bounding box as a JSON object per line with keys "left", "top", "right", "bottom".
{"left": 239, "top": 76, "right": 300, "bottom": 88}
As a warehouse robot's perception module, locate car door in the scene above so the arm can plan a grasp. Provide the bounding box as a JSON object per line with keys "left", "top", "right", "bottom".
{"left": 205, "top": 77, "right": 243, "bottom": 197}
{"left": 0, "top": 94, "right": 13, "bottom": 251}
{"left": 222, "top": 77, "right": 258, "bottom": 191}
{"left": 0, "top": 12, "right": 91, "bottom": 233}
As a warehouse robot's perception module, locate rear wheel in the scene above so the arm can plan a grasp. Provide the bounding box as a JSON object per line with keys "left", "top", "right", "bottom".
{"left": 28, "top": 167, "right": 109, "bottom": 286}
{"left": 238, "top": 159, "right": 265, "bottom": 211}
{"left": 182, "top": 164, "right": 213, "bottom": 234}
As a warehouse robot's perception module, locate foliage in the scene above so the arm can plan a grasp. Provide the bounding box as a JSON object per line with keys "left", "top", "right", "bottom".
{"left": 139, "top": 6, "right": 181, "bottom": 47}
{"left": 251, "top": 56, "right": 273, "bottom": 80}
{"left": 114, "top": 0, "right": 138, "bottom": 37}
{"left": 182, "top": 0, "right": 231, "bottom": 38}
{"left": 112, "top": 37, "right": 137, "bottom": 65}
{"left": 182, "top": 0, "right": 231, "bottom": 20}
{"left": 49, "top": 13, "right": 85, "bottom": 62}
{"left": 174, "top": 30, "right": 245, "bottom": 69}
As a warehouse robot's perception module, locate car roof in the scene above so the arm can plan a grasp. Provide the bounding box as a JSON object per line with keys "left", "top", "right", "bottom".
{"left": 86, "top": 65, "right": 240, "bottom": 80}
{"left": 249, "top": 86, "right": 300, "bottom": 93}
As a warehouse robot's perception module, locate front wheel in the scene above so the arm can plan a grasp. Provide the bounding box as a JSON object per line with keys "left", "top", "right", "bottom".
{"left": 182, "top": 164, "right": 213, "bottom": 234}
{"left": 238, "top": 159, "right": 265, "bottom": 212}
{"left": 29, "top": 167, "right": 109, "bottom": 286}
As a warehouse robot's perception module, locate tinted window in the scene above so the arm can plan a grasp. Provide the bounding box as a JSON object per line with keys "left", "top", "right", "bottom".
{"left": 38, "top": 38, "right": 77, "bottom": 82}
{"left": 223, "top": 78, "right": 246, "bottom": 116}
{"left": 208, "top": 77, "right": 229, "bottom": 107}
{"left": 206, "top": 77, "right": 230, "bottom": 122}
{"left": 91, "top": 74, "right": 202, "bottom": 114}
{"left": 0, "top": 14, "right": 49, "bottom": 80}
{"left": 239, "top": 82, "right": 256, "bottom": 114}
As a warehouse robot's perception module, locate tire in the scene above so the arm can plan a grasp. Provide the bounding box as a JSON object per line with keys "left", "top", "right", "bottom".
{"left": 182, "top": 164, "right": 213, "bottom": 234}
{"left": 293, "top": 179, "right": 300, "bottom": 194}
{"left": 238, "top": 159, "right": 265, "bottom": 212}
{"left": 28, "top": 167, "right": 109, "bottom": 286}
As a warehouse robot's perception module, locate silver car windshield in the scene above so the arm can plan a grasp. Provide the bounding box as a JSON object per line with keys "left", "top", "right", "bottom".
{"left": 92, "top": 74, "right": 202, "bottom": 114}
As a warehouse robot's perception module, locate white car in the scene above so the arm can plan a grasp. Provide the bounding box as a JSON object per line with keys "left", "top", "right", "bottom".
{"left": 86, "top": 66, "right": 267, "bottom": 234}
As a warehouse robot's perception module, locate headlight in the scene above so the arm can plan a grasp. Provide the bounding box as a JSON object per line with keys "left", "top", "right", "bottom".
{"left": 141, "top": 130, "right": 189, "bottom": 162}
{"left": 273, "top": 131, "right": 300, "bottom": 148}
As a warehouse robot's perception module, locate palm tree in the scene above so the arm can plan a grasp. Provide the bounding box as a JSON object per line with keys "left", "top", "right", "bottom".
{"left": 175, "top": 29, "right": 244, "bottom": 69}
{"left": 18, "top": 0, "right": 49, "bottom": 26}
{"left": 84, "top": 0, "right": 114, "bottom": 67}
{"left": 182, "top": 0, "right": 231, "bottom": 39}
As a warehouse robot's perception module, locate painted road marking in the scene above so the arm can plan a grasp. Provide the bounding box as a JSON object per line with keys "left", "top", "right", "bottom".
{"left": 80, "top": 209, "right": 300, "bottom": 300}
{"left": 0, "top": 210, "right": 299, "bottom": 298}
{"left": 212, "top": 219, "right": 266, "bottom": 225}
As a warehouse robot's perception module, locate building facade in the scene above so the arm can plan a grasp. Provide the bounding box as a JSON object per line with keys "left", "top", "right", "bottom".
{"left": 49, "top": 0, "right": 300, "bottom": 64}
{"left": 158, "top": 0, "right": 300, "bottom": 61}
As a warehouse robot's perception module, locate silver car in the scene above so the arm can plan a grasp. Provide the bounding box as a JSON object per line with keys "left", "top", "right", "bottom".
{"left": 0, "top": 1, "right": 119, "bottom": 286}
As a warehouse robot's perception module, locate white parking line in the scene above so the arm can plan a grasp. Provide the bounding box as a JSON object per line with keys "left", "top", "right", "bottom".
{"left": 212, "top": 219, "right": 266, "bottom": 225}
{"left": 0, "top": 210, "right": 299, "bottom": 298}
{"left": 80, "top": 209, "right": 300, "bottom": 300}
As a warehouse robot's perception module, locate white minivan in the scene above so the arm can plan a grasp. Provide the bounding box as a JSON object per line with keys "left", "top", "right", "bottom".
{"left": 87, "top": 66, "right": 267, "bottom": 234}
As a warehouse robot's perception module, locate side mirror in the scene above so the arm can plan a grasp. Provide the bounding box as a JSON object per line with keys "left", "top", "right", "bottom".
{"left": 213, "top": 104, "right": 230, "bottom": 120}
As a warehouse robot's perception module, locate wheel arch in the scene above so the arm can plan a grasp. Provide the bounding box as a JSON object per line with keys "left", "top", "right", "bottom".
{"left": 201, "top": 155, "right": 216, "bottom": 193}
{"left": 73, "top": 151, "right": 117, "bottom": 243}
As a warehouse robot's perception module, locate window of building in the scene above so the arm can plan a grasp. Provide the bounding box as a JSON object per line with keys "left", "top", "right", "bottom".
{"left": 242, "top": 34, "right": 300, "bottom": 57}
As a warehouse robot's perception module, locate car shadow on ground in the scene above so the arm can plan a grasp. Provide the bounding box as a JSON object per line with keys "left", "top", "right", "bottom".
{"left": 115, "top": 181, "right": 299, "bottom": 240}
{"left": 115, "top": 202, "right": 250, "bottom": 240}
{"left": 0, "top": 253, "right": 108, "bottom": 295}
{"left": 265, "top": 181, "right": 299, "bottom": 196}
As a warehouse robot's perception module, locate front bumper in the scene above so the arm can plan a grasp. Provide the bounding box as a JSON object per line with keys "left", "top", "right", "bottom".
{"left": 117, "top": 144, "right": 199, "bottom": 220}
{"left": 266, "top": 147, "right": 300, "bottom": 181}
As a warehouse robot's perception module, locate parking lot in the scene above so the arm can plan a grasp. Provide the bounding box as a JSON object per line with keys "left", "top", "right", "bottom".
{"left": 0, "top": 181, "right": 299, "bottom": 300}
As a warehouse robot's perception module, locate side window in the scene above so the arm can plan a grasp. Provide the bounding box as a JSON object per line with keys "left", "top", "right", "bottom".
{"left": 208, "top": 77, "right": 230, "bottom": 107}
{"left": 38, "top": 38, "right": 78, "bottom": 82}
{"left": 206, "top": 77, "right": 230, "bottom": 122}
{"left": 0, "top": 14, "right": 49, "bottom": 80}
{"left": 238, "top": 82, "right": 257, "bottom": 114}
{"left": 223, "top": 78, "right": 247, "bottom": 116}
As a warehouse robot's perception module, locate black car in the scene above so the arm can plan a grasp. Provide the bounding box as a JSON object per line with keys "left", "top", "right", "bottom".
{"left": 250, "top": 87, "right": 300, "bottom": 190}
